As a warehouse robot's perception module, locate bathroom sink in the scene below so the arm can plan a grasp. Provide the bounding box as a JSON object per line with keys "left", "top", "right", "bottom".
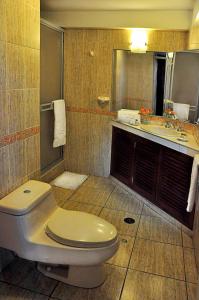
{"left": 140, "top": 124, "right": 180, "bottom": 138}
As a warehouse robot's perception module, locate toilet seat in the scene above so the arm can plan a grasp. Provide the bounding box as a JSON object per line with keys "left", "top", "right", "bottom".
{"left": 46, "top": 208, "right": 117, "bottom": 248}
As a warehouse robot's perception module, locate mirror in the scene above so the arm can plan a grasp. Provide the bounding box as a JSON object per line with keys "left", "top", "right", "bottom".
{"left": 112, "top": 50, "right": 199, "bottom": 123}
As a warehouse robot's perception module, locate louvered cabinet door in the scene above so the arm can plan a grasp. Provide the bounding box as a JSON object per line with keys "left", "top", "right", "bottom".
{"left": 156, "top": 147, "right": 194, "bottom": 228}
{"left": 132, "top": 137, "right": 160, "bottom": 201}
{"left": 111, "top": 127, "right": 136, "bottom": 186}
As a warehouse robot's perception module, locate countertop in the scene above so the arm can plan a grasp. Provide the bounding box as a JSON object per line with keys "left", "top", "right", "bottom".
{"left": 112, "top": 120, "right": 199, "bottom": 157}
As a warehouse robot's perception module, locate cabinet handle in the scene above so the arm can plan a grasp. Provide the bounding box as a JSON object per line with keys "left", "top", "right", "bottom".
{"left": 134, "top": 141, "right": 137, "bottom": 149}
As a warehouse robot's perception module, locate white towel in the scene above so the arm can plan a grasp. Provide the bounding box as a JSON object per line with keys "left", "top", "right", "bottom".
{"left": 53, "top": 99, "right": 66, "bottom": 148}
{"left": 51, "top": 171, "right": 88, "bottom": 190}
{"left": 117, "top": 109, "right": 141, "bottom": 123}
{"left": 173, "top": 103, "right": 190, "bottom": 121}
{"left": 187, "top": 154, "right": 199, "bottom": 212}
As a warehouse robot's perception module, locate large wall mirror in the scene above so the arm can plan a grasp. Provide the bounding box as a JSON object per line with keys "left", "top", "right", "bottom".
{"left": 112, "top": 50, "right": 199, "bottom": 123}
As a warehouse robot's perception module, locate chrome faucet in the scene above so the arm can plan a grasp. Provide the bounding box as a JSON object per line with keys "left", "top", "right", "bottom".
{"left": 164, "top": 121, "right": 173, "bottom": 128}
{"left": 176, "top": 124, "right": 184, "bottom": 132}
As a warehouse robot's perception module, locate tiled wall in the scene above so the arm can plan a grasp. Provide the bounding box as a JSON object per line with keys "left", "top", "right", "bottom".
{"left": 64, "top": 29, "right": 188, "bottom": 177}
{"left": 0, "top": 0, "right": 40, "bottom": 198}
{"left": 126, "top": 52, "right": 154, "bottom": 110}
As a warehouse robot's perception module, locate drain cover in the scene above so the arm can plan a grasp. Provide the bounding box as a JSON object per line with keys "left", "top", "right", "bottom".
{"left": 121, "top": 239, "right": 128, "bottom": 243}
{"left": 23, "top": 189, "right": 31, "bottom": 193}
{"left": 124, "top": 217, "right": 135, "bottom": 224}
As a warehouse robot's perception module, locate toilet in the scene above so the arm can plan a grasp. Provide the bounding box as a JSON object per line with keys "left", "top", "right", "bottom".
{"left": 0, "top": 180, "right": 119, "bottom": 288}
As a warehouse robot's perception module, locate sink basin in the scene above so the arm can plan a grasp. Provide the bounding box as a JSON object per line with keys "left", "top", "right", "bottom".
{"left": 140, "top": 124, "right": 180, "bottom": 138}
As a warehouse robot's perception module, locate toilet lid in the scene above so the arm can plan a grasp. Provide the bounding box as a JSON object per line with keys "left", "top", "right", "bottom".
{"left": 46, "top": 208, "right": 118, "bottom": 248}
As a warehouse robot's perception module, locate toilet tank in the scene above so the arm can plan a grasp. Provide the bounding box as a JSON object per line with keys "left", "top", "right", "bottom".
{"left": 0, "top": 180, "right": 52, "bottom": 216}
{"left": 0, "top": 180, "right": 56, "bottom": 252}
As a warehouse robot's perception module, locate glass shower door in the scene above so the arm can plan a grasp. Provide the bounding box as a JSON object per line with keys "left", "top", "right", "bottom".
{"left": 40, "top": 21, "right": 64, "bottom": 172}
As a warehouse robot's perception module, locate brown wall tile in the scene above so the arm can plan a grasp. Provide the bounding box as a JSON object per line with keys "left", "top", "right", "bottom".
{"left": 64, "top": 111, "right": 112, "bottom": 177}
{"left": 25, "top": 134, "right": 40, "bottom": 176}
{"left": 0, "top": 41, "right": 6, "bottom": 89}
{"left": 7, "top": 89, "right": 25, "bottom": 134}
{"left": 0, "top": 1, "right": 6, "bottom": 42}
{"left": 24, "top": 4, "right": 40, "bottom": 49}
{"left": 25, "top": 48, "right": 39, "bottom": 88}
{"left": 6, "top": 43, "right": 25, "bottom": 89}
{"left": 65, "top": 111, "right": 91, "bottom": 174}
{"left": 26, "top": 0, "right": 40, "bottom": 10}
{"left": 0, "top": 91, "right": 9, "bottom": 137}
{"left": 1, "top": 0, "right": 40, "bottom": 198}
{"left": 6, "top": 0, "right": 25, "bottom": 46}
{"left": 89, "top": 113, "right": 112, "bottom": 176}
{"left": 8, "top": 140, "right": 27, "bottom": 190}
{"left": 25, "top": 89, "right": 40, "bottom": 128}
{"left": 0, "top": 146, "right": 10, "bottom": 196}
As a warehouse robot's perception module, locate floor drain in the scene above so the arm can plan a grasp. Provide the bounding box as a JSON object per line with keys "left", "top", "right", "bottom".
{"left": 121, "top": 239, "right": 128, "bottom": 243}
{"left": 124, "top": 217, "right": 135, "bottom": 224}
{"left": 23, "top": 189, "right": 31, "bottom": 193}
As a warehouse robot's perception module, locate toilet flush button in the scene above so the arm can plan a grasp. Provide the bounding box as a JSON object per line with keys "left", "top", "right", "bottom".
{"left": 23, "top": 189, "right": 31, "bottom": 194}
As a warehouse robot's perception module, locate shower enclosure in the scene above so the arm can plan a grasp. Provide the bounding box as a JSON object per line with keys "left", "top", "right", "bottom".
{"left": 40, "top": 20, "right": 64, "bottom": 172}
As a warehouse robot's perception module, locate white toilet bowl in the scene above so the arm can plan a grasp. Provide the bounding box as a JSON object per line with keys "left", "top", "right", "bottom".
{"left": 0, "top": 180, "right": 119, "bottom": 288}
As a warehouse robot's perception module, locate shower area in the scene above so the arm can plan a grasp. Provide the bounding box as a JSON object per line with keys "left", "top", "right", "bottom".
{"left": 40, "top": 20, "right": 64, "bottom": 172}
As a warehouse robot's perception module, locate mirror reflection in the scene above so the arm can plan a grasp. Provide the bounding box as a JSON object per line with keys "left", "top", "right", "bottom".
{"left": 112, "top": 50, "right": 199, "bottom": 123}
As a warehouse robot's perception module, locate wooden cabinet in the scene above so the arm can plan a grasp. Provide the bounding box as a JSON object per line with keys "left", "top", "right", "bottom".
{"left": 132, "top": 138, "right": 160, "bottom": 201}
{"left": 156, "top": 147, "right": 194, "bottom": 228}
{"left": 111, "top": 127, "right": 136, "bottom": 186}
{"left": 110, "top": 126, "right": 194, "bottom": 228}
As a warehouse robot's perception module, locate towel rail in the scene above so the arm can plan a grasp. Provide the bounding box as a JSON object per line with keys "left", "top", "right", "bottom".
{"left": 40, "top": 102, "right": 54, "bottom": 112}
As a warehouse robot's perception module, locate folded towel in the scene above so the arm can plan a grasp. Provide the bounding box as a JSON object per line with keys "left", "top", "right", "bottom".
{"left": 173, "top": 103, "right": 190, "bottom": 121}
{"left": 187, "top": 154, "right": 199, "bottom": 212}
{"left": 117, "top": 109, "right": 140, "bottom": 123}
{"left": 53, "top": 99, "right": 66, "bottom": 148}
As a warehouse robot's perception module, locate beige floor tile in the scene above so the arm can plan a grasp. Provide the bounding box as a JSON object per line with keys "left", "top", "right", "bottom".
{"left": 82, "top": 176, "right": 115, "bottom": 192}
{"left": 52, "top": 186, "right": 74, "bottom": 207}
{"left": 142, "top": 204, "right": 181, "bottom": 228}
{"left": 70, "top": 186, "right": 111, "bottom": 206}
{"left": 129, "top": 238, "right": 185, "bottom": 280}
{"left": 105, "top": 189, "right": 143, "bottom": 214}
{"left": 187, "top": 283, "right": 198, "bottom": 300}
{"left": 184, "top": 248, "right": 198, "bottom": 283}
{"left": 61, "top": 199, "right": 102, "bottom": 215}
{"left": 137, "top": 215, "right": 182, "bottom": 245}
{"left": 142, "top": 204, "right": 164, "bottom": 218}
{"left": 182, "top": 231, "right": 194, "bottom": 248}
{"left": 120, "top": 269, "right": 187, "bottom": 300}
{"left": 100, "top": 208, "right": 140, "bottom": 237}
{"left": 108, "top": 235, "right": 135, "bottom": 268}
{"left": 52, "top": 264, "right": 126, "bottom": 300}
{"left": 0, "top": 282, "right": 48, "bottom": 299}
{"left": 0, "top": 258, "right": 57, "bottom": 295}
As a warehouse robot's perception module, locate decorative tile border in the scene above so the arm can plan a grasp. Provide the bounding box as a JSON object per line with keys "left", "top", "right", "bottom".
{"left": 0, "top": 126, "right": 40, "bottom": 148}
{"left": 66, "top": 106, "right": 117, "bottom": 117}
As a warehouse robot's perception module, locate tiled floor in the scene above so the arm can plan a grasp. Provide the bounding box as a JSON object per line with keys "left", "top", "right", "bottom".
{"left": 0, "top": 176, "right": 198, "bottom": 300}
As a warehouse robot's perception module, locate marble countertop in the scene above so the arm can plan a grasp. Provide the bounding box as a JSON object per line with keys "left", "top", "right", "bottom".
{"left": 112, "top": 120, "right": 199, "bottom": 157}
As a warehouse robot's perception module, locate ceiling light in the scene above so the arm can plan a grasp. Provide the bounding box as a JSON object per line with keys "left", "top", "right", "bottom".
{"left": 130, "top": 29, "right": 148, "bottom": 53}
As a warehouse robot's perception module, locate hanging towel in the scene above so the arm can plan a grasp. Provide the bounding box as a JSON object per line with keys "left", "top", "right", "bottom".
{"left": 187, "top": 154, "right": 199, "bottom": 212}
{"left": 53, "top": 99, "right": 66, "bottom": 148}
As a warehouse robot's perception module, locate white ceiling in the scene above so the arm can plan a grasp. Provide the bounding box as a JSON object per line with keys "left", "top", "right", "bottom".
{"left": 41, "top": 0, "right": 195, "bottom": 11}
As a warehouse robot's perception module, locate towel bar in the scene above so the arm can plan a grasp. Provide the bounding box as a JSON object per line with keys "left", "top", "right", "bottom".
{"left": 40, "top": 102, "right": 54, "bottom": 112}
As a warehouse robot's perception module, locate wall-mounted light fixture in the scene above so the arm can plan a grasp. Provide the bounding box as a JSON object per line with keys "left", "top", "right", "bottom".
{"left": 130, "top": 29, "right": 148, "bottom": 53}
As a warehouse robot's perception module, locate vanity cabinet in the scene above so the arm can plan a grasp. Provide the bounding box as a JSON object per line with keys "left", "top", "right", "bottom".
{"left": 132, "top": 138, "right": 159, "bottom": 201}
{"left": 110, "top": 126, "right": 194, "bottom": 228}
{"left": 156, "top": 147, "right": 194, "bottom": 227}
{"left": 111, "top": 127, "right": 136, "bottom": 187}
